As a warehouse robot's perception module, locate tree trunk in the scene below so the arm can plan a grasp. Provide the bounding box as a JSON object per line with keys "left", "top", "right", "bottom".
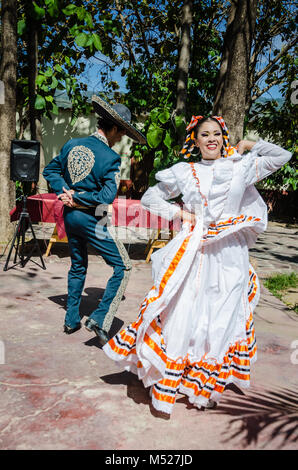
{"left": 0, "top": 0, "right": 17, "bottom": 244}
{"left": 176, "top": 0, "right": 193, "bottom": 117}
{"left": 35, "top": 117, "right": 47, "bottom": 192}
{"left": 212, "top": 0, "right": 257, "bottom": 144}
{"left": 26, "top": 3, "right": 47, "bottom": 192}
{"left": 27, "top": 26, "right": 38, "bottom": 140}
{"left": 130, "top": 154, "right": 155, "bottom": 199}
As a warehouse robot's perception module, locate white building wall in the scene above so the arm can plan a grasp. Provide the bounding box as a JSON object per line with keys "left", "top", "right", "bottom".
{"left": 41, "top": 110, "right": 133, "bottom": 180}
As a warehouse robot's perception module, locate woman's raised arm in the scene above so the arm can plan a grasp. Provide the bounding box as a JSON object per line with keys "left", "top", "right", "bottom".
{"left": 239, "top": 139, "right": 292, "bottom": 187}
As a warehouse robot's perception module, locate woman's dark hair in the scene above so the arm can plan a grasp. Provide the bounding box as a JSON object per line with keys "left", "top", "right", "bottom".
{"left": 97, "top": 116, "right": 124, "bottom": 133}
{"left": 196, "top": 116, "right": 223, "bottom": 136}
{"left": 179, "top": 115, "right": 224, "bottom": 159}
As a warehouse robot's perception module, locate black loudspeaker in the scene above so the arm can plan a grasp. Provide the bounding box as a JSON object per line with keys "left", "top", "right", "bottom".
{"left": 10, "top": 139, "right": 40, "bottom": 182}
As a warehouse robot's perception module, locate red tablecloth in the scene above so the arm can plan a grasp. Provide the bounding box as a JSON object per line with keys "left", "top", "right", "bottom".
{"left": 10, "top": 194, "right": 181, "bottom": 239}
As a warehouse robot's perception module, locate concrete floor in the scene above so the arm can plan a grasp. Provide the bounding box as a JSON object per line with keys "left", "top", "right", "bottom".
{"left": 0, "top": 222, "right": 297, "bottom": 450}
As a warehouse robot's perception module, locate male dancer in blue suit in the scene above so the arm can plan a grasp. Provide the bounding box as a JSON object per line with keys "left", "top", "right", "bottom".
{"left": 43, "top": 96, "right": 146, "bottom": 345}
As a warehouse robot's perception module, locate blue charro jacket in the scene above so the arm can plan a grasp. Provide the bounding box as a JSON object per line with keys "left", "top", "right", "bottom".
{"left": 43, "top": 134, "right": 121, "bottom": 207}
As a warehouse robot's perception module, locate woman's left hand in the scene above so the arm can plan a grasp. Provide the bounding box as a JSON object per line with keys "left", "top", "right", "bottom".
{"left": 236, "top": 140, "right": 256, "bottom": 155}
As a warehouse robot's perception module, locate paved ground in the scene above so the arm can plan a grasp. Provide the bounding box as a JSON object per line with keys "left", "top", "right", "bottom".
{"left": 249, "top": 221, "right": 298, "bottom": 279}
{"left": 0, "top": 221, "right": 297, "bottom": 451}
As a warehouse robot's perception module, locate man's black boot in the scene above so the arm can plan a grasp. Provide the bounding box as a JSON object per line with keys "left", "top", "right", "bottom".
{"left": 85, "top": 318, "right": 109, "bottom": 346}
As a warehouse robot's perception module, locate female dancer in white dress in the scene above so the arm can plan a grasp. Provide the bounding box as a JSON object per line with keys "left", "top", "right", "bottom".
{"left": 103, "top": 115, "right": 292, "bottom": 415}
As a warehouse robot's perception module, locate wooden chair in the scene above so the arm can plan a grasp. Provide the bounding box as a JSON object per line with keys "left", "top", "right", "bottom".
{"left": 45, "top": 225, "right": 68, "bottom": 257}
{"left": 144, "top": 228, "right": 174, "bottom": 263}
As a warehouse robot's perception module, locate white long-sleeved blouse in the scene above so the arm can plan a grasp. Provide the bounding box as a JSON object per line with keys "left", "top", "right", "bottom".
{"left": 141, "top": 139, "right": 292, "bottom": 245}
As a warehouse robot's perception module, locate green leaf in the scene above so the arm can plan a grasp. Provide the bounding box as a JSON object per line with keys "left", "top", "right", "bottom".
{"left": 150, "top": 107, "right": 160, "bottom": 123}
{"left": 35, "top": 95, "right": 46, "bottom": 110}
{"left": 46, "top": 0, "right": 59, "bottom": 17}
{"left": 174, "top": 115, "right": 184, "bottom": 127}
{"left": 174, "top": 115, "right": 186, "bottom": 135}
{"left": 147, "top": 127, "right": 164, "bottom": 148}
{"left": 75, "top": 32, "right": 88, "bottom": 47}
{"left": 45, "top": 95, "right": 54, "bottom": 102}
{"left": 65, "top": 77, "right": 71, "bottom": 93}
{"left": 70, "top": 115, "right": 78, "bottom": 126}
{"left": 76, "top": 7, "right": 85, "bottom": 21}
{"left": 85, "top": 12, "right": 93, "bottom": 28}
{"left": 62, "top": 4, "right": 77, "bottom": 16}
{"left": 36, "top": 74, "right": 46, "bottom": 86}
{"left": 54, "top": 64, "right": 63, "bottom": 73}
{"left": 148, "top": 123, "right": 159, "bottom": 133}
{"left": 51, "top": 103, "right": 59, "bottom": 115}
{"left": 44, "top": 68, "right": 53, "bottom": 77}
{"left": 153, "top": 156, "right": 161, "bottom": 168}
{"left": 86, "top": 35, "right": 94, "bottom": 47}
{"left": 17, "top": 19, "right": 26, "bottom": 36}
{"left": 158, "top": 109, "right": 170, "bottom": 124}
{"left": 33, "top": 2, "right": 45, "bottom": 19}
{"left": 50, "top": 76, "right": 58, "bottom": 89}
{"left": 104, "top": 19, "right": 113, "bottom": 31}
{"left": 163, "top": 131, "right": 172, "bottom": 149}
{"left": 69, "top": 24, "right": 80, "bottom": 36}
{"left": 112, "top": 26, "right": 120, "bottom": 37}
{"left": 92, "top": 33, "right": 102, "bottom": 51}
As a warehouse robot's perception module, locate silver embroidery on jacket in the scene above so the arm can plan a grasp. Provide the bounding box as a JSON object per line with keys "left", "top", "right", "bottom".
{"left": 115, "top": 171, "right": 121, "bottom": 189}
{"left": 68, "top": 145, "right": 95, "bottom": 184}
{"left": 92, "top": 132, "right": 109, "bottom": 146}
{"left": 102, "top": 227, "right": 132, "bottom": 332}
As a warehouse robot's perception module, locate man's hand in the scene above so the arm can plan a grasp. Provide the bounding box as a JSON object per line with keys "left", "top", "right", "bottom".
{"left": 236, "top": 140, "right": 256, "bottom": 155}
{"left": 58, "top": 187, "right": 78, "bottom": 207}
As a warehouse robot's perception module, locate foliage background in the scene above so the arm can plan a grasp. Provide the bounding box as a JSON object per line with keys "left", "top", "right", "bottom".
{"left": 15, "top": 0, "right": 298, "bottom": 193}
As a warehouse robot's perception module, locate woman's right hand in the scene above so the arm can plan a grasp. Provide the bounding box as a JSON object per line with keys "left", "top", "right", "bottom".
{"left": 178, "top": 209, "right": 196, "bottom": 226}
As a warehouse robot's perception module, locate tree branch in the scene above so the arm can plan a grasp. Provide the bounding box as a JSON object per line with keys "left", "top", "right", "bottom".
{"left": 251, "top": 78, "right": 282, "bottom": 102}
{"left": 250, "top": 14, "right": 291, "bottom": 73}
{"left": 115, "top": 0, "right": 136, "bottom": 66}
{"left": 131, "top": 0, "right": 151, "bottom": 62}
{"left": 254, "top": 37, "right": 297, "bottom": 82}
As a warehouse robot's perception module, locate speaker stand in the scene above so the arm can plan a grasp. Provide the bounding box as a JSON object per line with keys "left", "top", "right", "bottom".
{"left": 3, "top": 196, "right": 46, "bottom": 271}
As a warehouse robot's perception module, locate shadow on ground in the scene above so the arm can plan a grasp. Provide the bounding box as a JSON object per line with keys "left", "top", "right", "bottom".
{"left": 49, "top": 288, "right": 105, "bottom": 316}
{"left": 21, "top": 238, "right": 149, "bottom": 261}
{"left": 100, "top": 370, "right": 171, "bottom": 420}
{"left": 100, "top": 370, "right": 298, "bottom": 438}
{"left": 48, "top": 288, "right": 125, "bottom": 344}
{"left": 250, "top": 247, "right": 298, "bottom": 266}
{"left": 212, "top": 386, "right": 298, "bottom": 449}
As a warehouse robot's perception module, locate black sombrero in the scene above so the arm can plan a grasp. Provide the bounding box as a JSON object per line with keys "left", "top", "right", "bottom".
{"left": 92, "top": 95, "right": 146, "bottom": 144}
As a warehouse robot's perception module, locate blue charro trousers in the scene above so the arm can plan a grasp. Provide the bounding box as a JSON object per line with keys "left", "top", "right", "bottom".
{"left": 63, "top": 207, "right": 132, "bottom": 331}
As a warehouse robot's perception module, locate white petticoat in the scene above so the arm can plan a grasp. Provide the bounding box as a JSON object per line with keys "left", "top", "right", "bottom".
{"left": 104, "top": 220, "right": 259, "bottom": 414}
{"left": 161, "top": 229, "right": 250, "bottom": 365}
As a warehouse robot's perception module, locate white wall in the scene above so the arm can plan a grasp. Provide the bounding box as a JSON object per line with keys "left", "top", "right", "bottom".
{"left": 41, "top": 109, "right": 133, "bottom": 180}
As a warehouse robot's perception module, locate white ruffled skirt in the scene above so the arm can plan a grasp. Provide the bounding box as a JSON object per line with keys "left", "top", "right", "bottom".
{"left": 103, "top": 219, "right": 259, "bottom": 414}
